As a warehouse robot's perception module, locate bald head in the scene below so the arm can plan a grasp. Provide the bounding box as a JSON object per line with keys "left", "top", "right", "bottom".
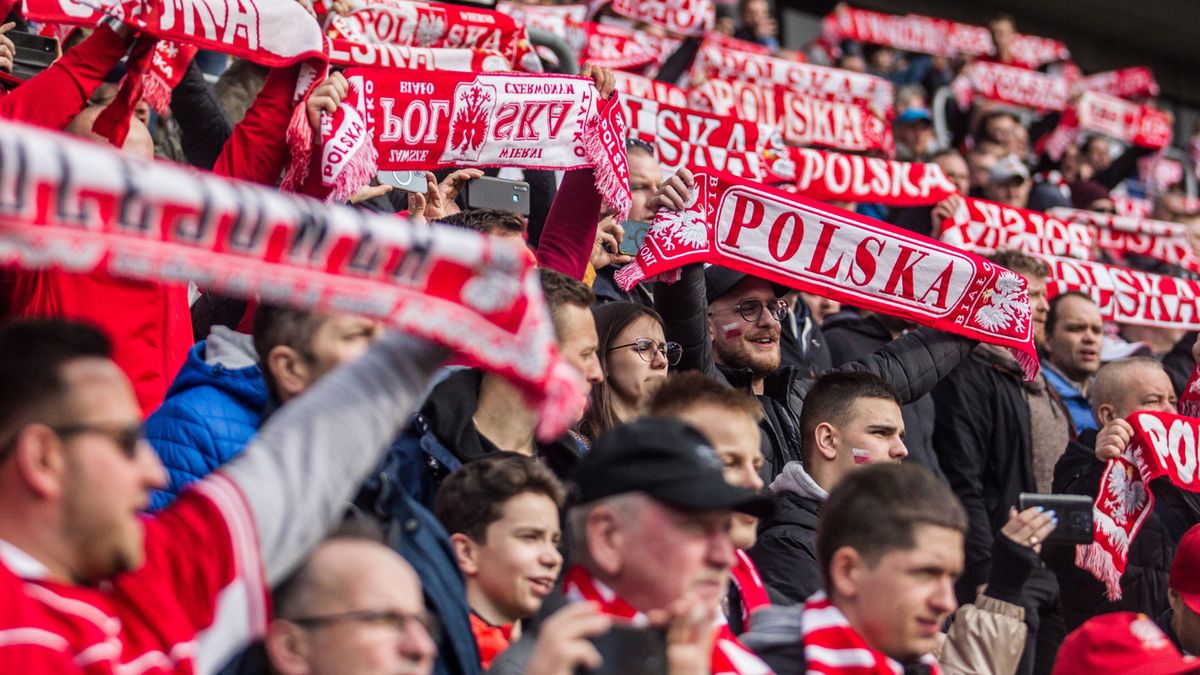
{"left": 1091, "top": 357, "right": 1177, "bottom": 425}
{"left": 65, "top": 104, "right": 154, "bottom": 159}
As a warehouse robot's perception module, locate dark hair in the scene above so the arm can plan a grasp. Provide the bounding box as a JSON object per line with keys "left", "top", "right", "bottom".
{"left": 989, "top": 249, "right": 1048, "bottom": 280}
{"left": 252, "top": 304, "right": 326, "bottom": 401}
{"left": 436, "top": 208, "right": 525, "bottom": 237}
{"left": 799, "top": 371, "right": 901, "bottom": 467}
{"left": 978, "top": 110, "right": 1020, "bottom": 145}
{"left": 539, "top": 269, "right": 596, "bottom": 340}
{"left": 273, "top": 515, "right": 386, "bottom": 619}
{"left": 988, "top": 12, "right": 1015, "bottom": 29}
{"left": 0, "top": 320, "right": 112, "bottom": 461}
{"left": 1045, "top": 291, "right": 1096, "bottom": 337}
{"left": 435, "top": 453, "right": 565, "bottom": 542}
{"left": 817, "top": 463, "right": 967, "bottom": 593}
{"left": 644, "top": 371, "right": 763, "bottom": 422}
{"left": 581, "top": 302, "right": 668, "bottom": 439}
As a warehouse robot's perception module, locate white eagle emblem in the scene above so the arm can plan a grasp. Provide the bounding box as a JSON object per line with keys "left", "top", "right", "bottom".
{"left": 973, "top": 271, "right": 1031, "bottom": 333}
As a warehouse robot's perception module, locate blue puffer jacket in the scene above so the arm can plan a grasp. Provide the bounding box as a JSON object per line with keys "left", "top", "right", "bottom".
{"left": 146, "top": 330, "right": 268, "bottom": 511}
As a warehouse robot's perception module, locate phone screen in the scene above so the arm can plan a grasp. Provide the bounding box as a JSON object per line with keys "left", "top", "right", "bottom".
{"left": 584, "top": 624, "right": 668, "bottom": 675}
{"left": 618, "top": 221, "right": 651, "bottom": 257}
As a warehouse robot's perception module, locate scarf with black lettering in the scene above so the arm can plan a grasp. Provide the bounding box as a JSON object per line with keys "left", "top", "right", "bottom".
{"left": 296, "top": 67, "right": 630, "bottom": 222}
{"left": 615, "top": 169, "right": 1039, "bottom": 379}
{"left": 0, "top": 118, "right": 585, "bottom": 440}
{"left": 802, "top": 593, "right": 941, "bottom": 675}
{"left": 1077, "top": 411, "right": 1200, "bottom": 600}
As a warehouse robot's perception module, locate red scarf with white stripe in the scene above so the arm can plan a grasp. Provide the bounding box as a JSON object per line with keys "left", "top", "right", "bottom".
{"left": 304, "top": 68, "right": 631, "bottom": 221}
{"left": 1077, "top": 411, "right": 1200, "bottom": 600}
{"left": 615, "top": 170, "right": 1039, "bottom": 379}
{"left": 562, "top": 566, "right": 772, "bottom": 675}
{"left": 802, "top": 593, "right": 940, "bottom": 675}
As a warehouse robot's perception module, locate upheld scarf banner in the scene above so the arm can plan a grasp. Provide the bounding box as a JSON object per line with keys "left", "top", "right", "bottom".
{"left": 1078, "top": 411, "right": 1200, "bottom": 599}
{"left": 939, "top": 197, "right": 1095, "bottom": 260}
{"left": 763, "top": 146, "right": 957, "bottom": 206}
{"left": 950, "top": 61, "right": 1070, "bottom": 112}
{"left": 607, "top": 0, "right": 713, "bottom": 37}
{"left": 822, "top": 5, "right": 1069, "bottom": 67}
{"left": 1043, "top": 255, "right": 1200, "bottom": 329}
{"left": 692, "top": 44, "right": 894, "bottom": 117}
{"left": 310, "top": 68, "right": 631, "bottom": 220}
{"left": 615, "top": 170, "right": 1038, "bottom": 378}
{"left": 577, "top": 22, "right": 660, "bottom": 70}
{"left": 612, "top": 70, "right": 688, "bottom": 107}
{"left": 326, "top": 0, "right": 541, "bottom": 72}
{"left": 1039, "top": 91, "right": 1172, "bottom": 161}
{"left": 1049, "top": 207, "right": 1200, "bottom": 274}
{"left": 1074, "top": 66, "right": 1159, "bottom": 100}
{"left": 690, "top": 78, "right": 893, "bottom": 155}
{"left": 0, "top": 119, "right": 584, "bottom": 439}
{"left": 621, "top": 94, "right": 781, "bottom": 179}
{"left": 328, "top": 43, "right": 512, "bottom": 71}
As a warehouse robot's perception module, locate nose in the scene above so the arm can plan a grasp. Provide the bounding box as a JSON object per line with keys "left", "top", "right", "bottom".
{"left": 139, "top": 441, "right": 168, "bottom": 489}
{"left": 744, "top": 466, "right": 765, "bottom": 492}
{"left": 586, "top": 354, "right": 604, "bottom": 385}
{"left": 930, "top": 576, "right": 958, "bottom": 616}
{"left": 399, "top": 621, "right": 438, "bottom": 665}
{"left": 892, "top": 440, "right": 909, "bottom": 461}
{"left": 756, "top": 306, "right": 781, "bottom": 329}
{"left": 649, "top": 346, "right": 668, "bottom": 370}
{"left": 542, "top": 542, "right": 563, "bottom": 569}
{"left": 707, "top": 528, "right": 736, "bottom": 570}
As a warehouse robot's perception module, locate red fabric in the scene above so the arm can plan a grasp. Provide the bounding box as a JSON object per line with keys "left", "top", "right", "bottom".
{"left": 951, "top": 61, "right": 1070, "bottom": 112}
{"left": 939, "top": 197, "right": 1095, "bottom": 260}
{"left": 1077, "top": 412, "right": 1200, "bottom": 599}
{"left": 764, "top": 146, "right": 958, "bottom": 206}
{"left": 1053, "top": 612, "right": 1196, "bottom": 675}
{"left": 616, "top": 170, "right": 1040, "bottom": 379}
{"left": 0, "top": 475, "right": 268, "bottom": 674}
{"left": 1041, "top": 255, "right": 1200, "bottom": 330}
{"left": 608, "top": 0, "right": 714, "bottom": 37}
{"left": 578, "top": 22, "right": 660, "bottom": 71}
{"left": 213, "top": 64, "right": 307, "bottom": 186}
{"left": 537, "top": 169, "right": 602, "bottom": 280}
{"left": 1075, "top": 67, "right": 1159, "bottom": 100}
{"left": 469, "top": 612, "right": 514, "bottom": 669}
{"left": 730, "top": 550, "right": 769, "bottom": 630}
{"left": 142, "top": 41, "right": 201, "bottom": 114}
{"left": 1039, "top": 92, "right": 1172, "bottom": 161}
{"left": 801, "top": 593, "right": 941, "bottom": 674}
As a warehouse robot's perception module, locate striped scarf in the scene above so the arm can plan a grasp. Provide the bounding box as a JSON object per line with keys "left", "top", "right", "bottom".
{"left": 802, "top": 594, "right": 939, "bottom": 675}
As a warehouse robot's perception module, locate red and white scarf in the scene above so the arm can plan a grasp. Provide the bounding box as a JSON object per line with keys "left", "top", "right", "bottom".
{"left": 577, "top": 21, "right": 660, "bottom": 71}
{"left": 1113, "top": 195, "right": 1154, "bottom": 219}
{"left": 615, "top": 170, "right": 1039, "bottom": 379}
{"left": 802, "top": 593, "right": 941, "bottom": 675}
{"left": 1042, "top": 255, "right": 1200, "bottom": 329}
{"left": 764, "top": 146, "right": 957, "bottom": 206}
{"left": 612, "top": 70, "right": 688, "bottom": 107}
{"left": 328, "top": 42, "right": 512, "bottom": 71}
{"left": 950, "top": 61, "right": 1070, "bottom": 112}
{"left": 938, "top": 197, "right": 1095, "bottom": 260}
{"left": 0, "top": 119, "right": 584, "bottom": 439}
{"left": 1074, "top": 66, "right": 1159, "bottom": 100}
{"left": 562, "top": 566, "right": 772, "bottom": 675}
{"left": 692, "top": 44, "right": 894, "bottom": 118}
{"left": 689, "top": 79, "right": 892, "bottom": 155}
{"left": 1077, "top": 411, "right": 1200, "bottom": 599}
{"left": 142, "top": 40, "right": 200, "bottom": 114}
{"left": 622, "top": 94, "right": 780, "bottom": 179}
{"left": 1039, "top": 91, "right": 1172, "bottom": 161}
{"left": 731, "top": 550, "right": 770, "bottom": 631}
{"left": 308, "top": 68, "right": 631, "bottom": 220}
{"left": 822, "top": 5, "right": 1068, "bottom": 67}
{"left": 1049, "top": 207, "right": 1200, "bottom": 274}
{"left": 606, "top": 0, "right": 714, "bottom": 37}
{"left": 326, "top": 0, "right": 541, "bottom": 72}
{"left": 1049, "top": 208, "right": 1187, "bottom": 238}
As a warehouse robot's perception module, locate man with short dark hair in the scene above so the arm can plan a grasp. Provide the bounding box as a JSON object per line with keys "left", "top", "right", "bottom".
{"left": 1042, "top": 292, "right": 1103, "bottom": 432}
{"left": 750, "top": 371, "right": 908, "bottom": 604}
{"left": 0, "top": 318, "right": 447, "bottom": 671}
{"left": 435, "top": 454, "right": 566, "bottom": 667}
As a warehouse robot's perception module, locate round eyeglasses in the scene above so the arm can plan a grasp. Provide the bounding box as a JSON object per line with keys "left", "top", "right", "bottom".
{"left": 607, "top": 337, "right": 682, "bottom": 366}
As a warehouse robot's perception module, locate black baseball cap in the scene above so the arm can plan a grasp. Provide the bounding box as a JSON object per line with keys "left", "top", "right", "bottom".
{"left": 570, "top": 418, "right": 774, "bottom": 519}
{"left": 704, "top": 266, "right": 790, "bottom": 304}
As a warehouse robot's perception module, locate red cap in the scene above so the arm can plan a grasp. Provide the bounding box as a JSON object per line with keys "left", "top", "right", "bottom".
{"left": 1052, "top": 612, "right": 1199, "bottom": 675}
{"left": 1171, "top": 524, "right": 1200, "bottom": 615}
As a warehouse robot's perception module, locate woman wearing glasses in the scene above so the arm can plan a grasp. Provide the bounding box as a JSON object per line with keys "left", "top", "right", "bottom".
{"left": 580, "top": 302, "right": 682, "bottom": 442}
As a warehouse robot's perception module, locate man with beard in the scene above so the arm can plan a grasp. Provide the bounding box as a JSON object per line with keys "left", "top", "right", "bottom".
{"left": 650, "top": 169, "right": 975, "bottom": 481}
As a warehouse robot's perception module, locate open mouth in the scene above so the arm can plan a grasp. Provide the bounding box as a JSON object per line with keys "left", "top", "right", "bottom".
{"left": 528, "top": 577, "right": 555, "bottom": 597}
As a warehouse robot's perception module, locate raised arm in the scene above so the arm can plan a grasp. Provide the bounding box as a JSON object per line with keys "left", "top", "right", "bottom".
{"left": 535, "top": 168, "right": 602, "bottom": 279}
{"left": 211, "top": 63, "right": 304, "bottom": 184}
{"left": 834, "top": 327, "right": 974, "bottom": 404}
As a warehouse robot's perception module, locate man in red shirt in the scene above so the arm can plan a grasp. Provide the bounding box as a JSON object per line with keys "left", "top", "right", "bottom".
{"left": 0, "top": 318, "right": 447, "bottom": 673}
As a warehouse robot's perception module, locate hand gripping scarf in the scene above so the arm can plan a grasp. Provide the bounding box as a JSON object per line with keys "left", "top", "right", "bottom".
{"left": 938, "top": 197, "right": 1095, "bottom": 260}
{"left": 1077, "top": 411, "right": 1200, "bottom": 599}
{"left": 606, "top": 0, "right": 714, "bottom": 37}
{"left": 304, "top": 68, "right": 631, "bottom": 221}
{"left": 802, "top": 593, "right": 941, "bottom": 675}
{"left": 950, "top": 60, "right": 1070, "bottom": 112}
{"left": 689, "top": 78, "right": 893, "bottom": 155}
{"left": 325, "top": 0, "right": 541, "bottom": 72}
{"left": 621, "top": 94, "right": 781, "bottom": 180}
{"left": 1074, "top": 66, "right": 1160, "bottom": 100}
{"left": 763, "top": 146, "right": 957, "bottom": 206}
{"left": 615, "top": 170, "right": 1039, "bottom": 378}
{"left": 1043, "top": 255, "right": 1200, "bottom": 329}
{"left": 0, "top": 119, "right": 584, "bottom": 439}
{"left": 1039, "top": 91, "right": 1172, "bottom": 161}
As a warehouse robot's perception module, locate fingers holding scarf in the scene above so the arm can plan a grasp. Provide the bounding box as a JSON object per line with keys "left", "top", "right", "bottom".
{"left": 306, "top": 71, "right": 349, "bottom": 134}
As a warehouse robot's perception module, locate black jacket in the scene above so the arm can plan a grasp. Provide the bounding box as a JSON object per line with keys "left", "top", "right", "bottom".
{"left": 821, "top": 312, "right": 944, "bottom": 480}
{"left": 1044, "top": 429, "right": 1175, "bottom": 631}
{"left": 932, "top": 346, "right": 1040, "bottom": 600}
{"left": 748, "top": 489, "right": 823, "bottom": 605}
{"left": 779, "top": 298, "right": 832, "bottom": 378}
{"left": 655, "top": 264, "right": 975, "bottom": 482}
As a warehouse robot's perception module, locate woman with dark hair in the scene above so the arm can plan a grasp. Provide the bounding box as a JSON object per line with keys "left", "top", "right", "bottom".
{"left": 580, "top": 301, "right": 681, "bottom": 441}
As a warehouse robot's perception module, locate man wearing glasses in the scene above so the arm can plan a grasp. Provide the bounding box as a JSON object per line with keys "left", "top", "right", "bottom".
{"left": 0, "top": 319, "right": 448, "bottom": 673}
{"left": 650, "top": 170, "right": 975, "bottom": 481}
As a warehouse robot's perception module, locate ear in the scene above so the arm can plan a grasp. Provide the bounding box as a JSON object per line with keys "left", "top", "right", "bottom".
{"left": 813, "top": 422, "right": 840, "bottom": 462}
{"left": 267, "top": 346, "right": 312, "bottom": 400}
{"left": 828, "top": 546, "right": 865, "bottom": 602}
{"left": 264, "top": 620, "right": 311, "bottom": 675}
{"left": 1096, "top": 404, "right": 1116, "bottom": 427}
{"left": 450, "top": 533, "right": 481, "bottom": 577}
{"left": 13, "top": 424, "right": 68, "bottom": 500}
{"left": 1168, "top": 588, "right": 1183, "bottom": 613}
{"left": 584, "top": 505, "right": 624, "bottom": 577}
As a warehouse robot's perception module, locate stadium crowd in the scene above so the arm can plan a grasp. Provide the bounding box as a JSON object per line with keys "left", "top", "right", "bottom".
{"left": 1, "top": 0, "right": 1200, "bottom": 673}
